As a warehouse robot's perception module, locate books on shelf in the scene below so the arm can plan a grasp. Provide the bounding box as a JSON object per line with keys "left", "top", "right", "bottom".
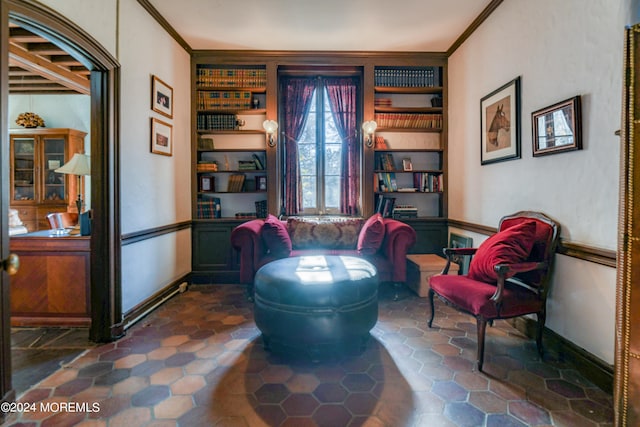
{"left": 392, "top": 204, "right": 418, "bottom": 219}
{"left": 196, "top": 67, "right": 267, "bottom": 88}
{"left": 377, "top": 152, "right": 396, "bottom": 171}
{"left": 375, "top": 195, "right": 396, "bottom": 218}
{"left": 197, "top": 197, "right": 221, "bottom": 219}
{"left": 374, "top": 67, "right": 438, "bottom": 87}
{"left": 374, "top": 113, "right": 442, "bottom": 129}
{"left": 238, "top": 160, "right": 257, "bottom": 171}
{"left": 413, "top": 172, "right": 444, "bottom": 192}
{"left": 235, "top": 212, "right": 257, "bottom": 219}
{"left": 197, "top": 161, "right": 218, "bottom": 172}
{"left": 197, "top": 91, "right": 252, "bottom": 110}
{"left": 252, "top": 154, "right": 264, "bottom": 170}
{"left": 227, "top": 174, "right": 246, "bottom": 192}
{"left": 197, "top": 113, "right": 237, "bottom": 131}
{"left": 376, "top": 172, "right": 398, "bottom": 192}
{"left": 255, "top": 200, "right": 267, "bottom": 219}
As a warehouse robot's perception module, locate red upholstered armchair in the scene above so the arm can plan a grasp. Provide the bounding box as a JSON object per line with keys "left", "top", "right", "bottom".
{"left": 428, "top": 211, "right": 560, "bottom": 371}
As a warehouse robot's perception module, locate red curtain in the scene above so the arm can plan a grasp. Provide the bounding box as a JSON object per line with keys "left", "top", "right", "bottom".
{"left": 325, "top": 77, "right": 360, "bottom": 215}
{"left": 281, "top": 77, "right": 315, "bottom": 215}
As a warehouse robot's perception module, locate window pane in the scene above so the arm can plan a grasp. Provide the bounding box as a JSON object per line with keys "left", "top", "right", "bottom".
{"left": 325, "top": 144, "right": 341, "bottom": 175}
{"left": 325, "top": 175, "right": 340, "bottom": 208}
{"left": 302, "top": 175, "right": 316, "bottom": 209}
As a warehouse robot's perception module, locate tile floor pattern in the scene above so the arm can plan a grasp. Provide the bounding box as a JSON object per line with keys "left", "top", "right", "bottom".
{"left": 3, "top": 284, "right": 613, "bottom": 427}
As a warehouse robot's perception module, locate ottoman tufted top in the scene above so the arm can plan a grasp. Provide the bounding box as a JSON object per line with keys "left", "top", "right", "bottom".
{"left": 254, "top": 255, "right": 379, "bottom": 309}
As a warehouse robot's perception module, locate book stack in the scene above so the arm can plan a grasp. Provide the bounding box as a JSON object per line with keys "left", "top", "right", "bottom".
{"left": 196, "top": 67, "right": 267, "bottom": 88}
{"left": 255, "top": 200, "right": 267, "bottom": 219}
{"left": 197, "top": 91, "right": 252, "bottom": 110}
{"left": 235, "top": 212, "right": 257, "bottom": 219}
{"left": 238, "top": 160, "right": 257, "bottom": 171}
{"left": 392, "top": 205, "right": 418, "bottom": 219}
{"left": 227, "top": 174, "right": 246, "bottom": 192}
{"left": 197, "top": 197, "right": 221, "bottom": 219}
{"left": 374, "top": 113, "right": 443, "bottom": 129}
{"left": 197, "top": 161, "right": 218, "bottom": 172}
{"left": 375, "top": 98, "right": 392, "bottom": 107}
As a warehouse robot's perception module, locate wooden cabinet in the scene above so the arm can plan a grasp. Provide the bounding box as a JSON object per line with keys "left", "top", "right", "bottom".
{"left": 9, "top": 231, "right": 91, "bottom": 326}
{"left": 191, "top": 220, "right": 241, "bottom": 284}
{"left": 10, "top": 128, "right": 86, "bottom": 231}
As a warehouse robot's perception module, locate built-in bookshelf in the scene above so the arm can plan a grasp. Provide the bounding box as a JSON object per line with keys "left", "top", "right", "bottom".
{"left": 372, "top": 65, "right": 446, "bottom": 220}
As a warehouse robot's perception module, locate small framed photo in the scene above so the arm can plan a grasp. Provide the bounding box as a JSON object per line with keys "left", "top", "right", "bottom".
{"left": 402, "top": 158, "right": 413, "bottom": 171}
{"left": 256, "top": 176, "right": 267, "bottom": 191}
{"left": 480, "top": 76, "right": 521, "bottom": 165}
{"left": 200, "top": 175, "right": 215, "bottom": 192}
{"left": 151, "top": 75, "right": 173, "bottom": 119}
{"left": 532, "top": 96, "right": 582, "bottom": 157}
{"left": 151, "top": 117, "right": 173, "bottom": 156}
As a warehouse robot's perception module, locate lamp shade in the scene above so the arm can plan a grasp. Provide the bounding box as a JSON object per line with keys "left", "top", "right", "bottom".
{"left": 362, "top": 120, "right": 378, "bottom": 135}
{"left": 262, "top": 120, "right": 278, "bottom": 134}
{"left": 55, "top": 153, "right": 91, "bottom": 176}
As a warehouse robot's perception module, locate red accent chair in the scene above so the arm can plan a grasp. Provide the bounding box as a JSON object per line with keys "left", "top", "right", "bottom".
{"left": 428, "top": 211, "right": 560, "bottom": 371}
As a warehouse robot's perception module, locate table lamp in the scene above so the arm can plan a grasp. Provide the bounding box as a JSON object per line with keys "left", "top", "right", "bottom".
{"left": 55, "top": 153, "right": 91, "bottom": 213}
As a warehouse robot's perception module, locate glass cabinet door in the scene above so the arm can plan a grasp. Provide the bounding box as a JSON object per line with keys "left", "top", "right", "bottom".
{"left": 12, "top": 138, "right": 35, "bottom": 202}
{"left": 42, "top": 137, "right": 67, "bottom": 202}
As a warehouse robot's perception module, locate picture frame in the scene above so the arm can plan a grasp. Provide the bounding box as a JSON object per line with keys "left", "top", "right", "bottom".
{"left": 402, "top": 158, "right": 413, "bottom": 171}
{"left": 480, "top": 76, "right": 521, "bottom": 165}
{"left": 150, "top": 117, "right": 173, "bottom": 156}
{"left": 199, "top": 175, "right": 215, "bottom": 192}
{"left": 256, "top": 176, "right": 267, "bottom": 191}
{"left": 532, "top": 96, "right": 582, "bottom": 157}
{"left": 449, "top": 233, "right": 474, "bottom": 275}
{"left": 151, "top": 75, "right": 173, "bottom": 119}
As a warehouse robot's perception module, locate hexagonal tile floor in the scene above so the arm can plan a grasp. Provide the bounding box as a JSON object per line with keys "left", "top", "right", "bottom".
{"left": 3, "top": 284, "right": 613, "bottom": 426}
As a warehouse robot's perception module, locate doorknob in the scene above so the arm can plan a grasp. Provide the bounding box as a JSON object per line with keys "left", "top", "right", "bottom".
{"left": 1, "top": 253, "right": 20, "bottom": 275}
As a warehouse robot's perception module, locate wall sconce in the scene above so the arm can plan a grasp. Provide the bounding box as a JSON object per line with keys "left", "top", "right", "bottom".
{"left": 263, "top": 120, "right": 279, "bottom": 147}
{"left": 362, "top": 120, "right": 378, "bottom": 148}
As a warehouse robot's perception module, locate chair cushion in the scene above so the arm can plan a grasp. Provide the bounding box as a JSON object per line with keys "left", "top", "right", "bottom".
{"left": 467, "top": 220, "right": 537, "bottom": 283}
{"left": 357, "top": 213, "right": 385, "bottom": 255}
{"left": 261, "top": 214, "right": 292, "bottom": 257}
{"left": 429, "top": 274, "right": 543, "bottom": 318}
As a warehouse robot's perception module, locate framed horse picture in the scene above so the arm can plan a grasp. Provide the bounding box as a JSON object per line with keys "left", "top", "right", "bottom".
{"left": 480, "top": 76, "right": 521, "bottom": 165}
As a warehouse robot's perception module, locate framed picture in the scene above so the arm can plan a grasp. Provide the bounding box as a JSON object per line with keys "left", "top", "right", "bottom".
{"left": 256, "top": 176, "right": 267, "bottom": 191}
{"left": 480, "top": 76, "right": 521, "bottom": 165}
{"left": 532, "top": 96, "right": 582, "bottom": 157}
{"left": 150, "top": 117, "right": 173, "bottom": 156}
{"left": 200, "top": 175, "right": 215, "bottom": 192}
{"left": 402, "top": 158, "right": 413, "bottom": 171}
{"left": 449, "top": 233, "right": 474, "bottom": 275}
{"left": 151, "top": 75, "right": 173, "bottom": 119}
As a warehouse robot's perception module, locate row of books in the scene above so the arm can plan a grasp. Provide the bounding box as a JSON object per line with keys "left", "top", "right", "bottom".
{"left": 375, "top": 113, "right": 443, "bottom": 129}
{"left": 197, "top": 91, "right": 252, "bottom": 110}
{"left": 197, "top": 113, "right": 238, "bottom": 131}
{"left": 377, "top": 152, "right": 396, "bottom": 171}
{"left": 375, "top": 195, "right": 396, "bottom": 218}
{"left": 374, "top": 68, "right": 439, "bottom": 88}
{"left": 197, "top": 198, "right": 221, "bottom": 219}
{"left": 196, "top": 68, "right": 267, "bottom": 88}
{"left": 414, "top": 172, "right": 444, "bottom": 193}
{"left": 377, "top": 172, "right": 398, "bottom": 192}
{"left": 227, "top": 174, "right": 246, "bottom": 192}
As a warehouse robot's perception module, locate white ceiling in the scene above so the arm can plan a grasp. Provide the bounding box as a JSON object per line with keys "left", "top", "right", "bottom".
{"left": 146, "top": 0, "right": 495, "bottom": 52}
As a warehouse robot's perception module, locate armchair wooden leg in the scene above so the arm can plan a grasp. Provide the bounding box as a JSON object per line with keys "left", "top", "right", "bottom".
{"left": 428, "top": 289, "right": 435, "bottom": 328}
{"left": 536, "top": 309, "right": 546, "bottom": 357}
{"left": 476, "top": 318, "right": 488, "bottom": 372}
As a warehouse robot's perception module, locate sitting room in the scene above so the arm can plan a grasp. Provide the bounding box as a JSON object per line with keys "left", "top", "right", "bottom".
{"left": 0, "top": 0, "right": 636, "bottom": 426}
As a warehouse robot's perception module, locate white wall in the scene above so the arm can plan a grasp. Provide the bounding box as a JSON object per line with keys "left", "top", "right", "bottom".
{"left": 447, "top": 0, "right": 631, "bottom": 364}
{"left": 39, "top": 0, "right": 192, "bottom": 315}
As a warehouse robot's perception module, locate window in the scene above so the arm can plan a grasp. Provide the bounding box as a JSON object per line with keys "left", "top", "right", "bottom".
{"left": 298, "top": 86, "right": 342, "bottom": 214}
{"left": 280, "top": 74, "right": 361, "bottom": 216}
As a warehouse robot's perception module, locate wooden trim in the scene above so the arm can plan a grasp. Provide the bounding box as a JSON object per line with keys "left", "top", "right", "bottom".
{"left": 122, "top": 274, "right": 190, "bottom": 329}
{"left": 447, "top": 218, "right": 617, "bottom": 266}
{"left": 509, "top": 317, "right": 613, "bottom": 394}
{"left": 121, "top": 221, "right": 191, "bottom": 245}
{"left": 447, "top": 0, "right": 504, "bottom": 56}
{"left": 136, "top": 0, "right": 191, "bottom": 54}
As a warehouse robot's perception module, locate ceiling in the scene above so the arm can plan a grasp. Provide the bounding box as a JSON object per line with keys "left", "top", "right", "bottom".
{"left": 8, "top": 22, "right": 90, "bottom": 95}
{"left": 146, "top": 0, "right": 495, "bottom": 52}
{"left": 7, "top": 0, "right": 497, "bottom": 95}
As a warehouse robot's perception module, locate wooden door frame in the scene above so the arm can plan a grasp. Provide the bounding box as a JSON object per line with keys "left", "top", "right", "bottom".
{"left": 0, "top": 0, "right": 122, "bottom": 405}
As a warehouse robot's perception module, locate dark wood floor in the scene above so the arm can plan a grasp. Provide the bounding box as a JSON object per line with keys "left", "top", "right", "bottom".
{"left": 11, "top": 327, "right": 95, "bottom": 395}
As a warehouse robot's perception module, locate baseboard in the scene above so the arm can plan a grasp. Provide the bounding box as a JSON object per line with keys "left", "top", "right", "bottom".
{"left": 509, "top": 317, "right": 614, "bottom": 393}
{"left": 122, "top": 274, "right": 190, "bottom": 330}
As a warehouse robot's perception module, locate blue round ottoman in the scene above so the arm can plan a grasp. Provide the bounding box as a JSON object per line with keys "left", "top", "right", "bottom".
{"left": 253, "top": 255, "right": 379, "bottom": 358}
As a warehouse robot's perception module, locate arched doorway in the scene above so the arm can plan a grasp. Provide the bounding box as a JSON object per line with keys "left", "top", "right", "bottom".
{"left": 0, "top": 0, "right": 121, "bottom": 405}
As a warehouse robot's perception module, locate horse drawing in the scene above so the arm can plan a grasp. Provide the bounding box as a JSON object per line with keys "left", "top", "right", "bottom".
{"left": 487, "top": 104, "right": 510, "bottom": 146}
